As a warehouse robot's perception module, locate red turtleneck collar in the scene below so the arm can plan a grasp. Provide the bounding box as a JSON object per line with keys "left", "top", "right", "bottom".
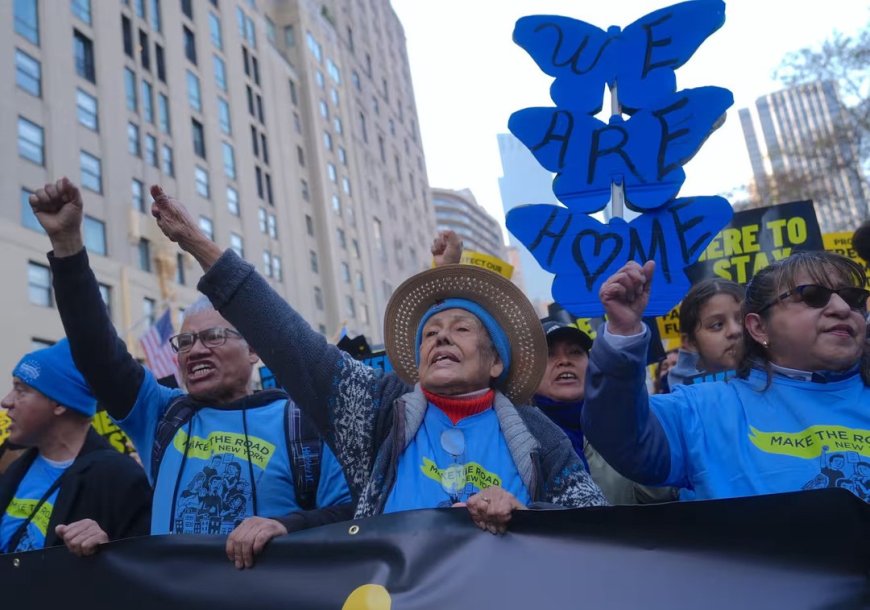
{"left": 422, "top": 388, "right": 495, "bottom": 424}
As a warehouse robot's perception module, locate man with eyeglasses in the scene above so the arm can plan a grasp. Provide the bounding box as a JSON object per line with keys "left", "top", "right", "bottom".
{"left": 29, "top": 178, "right": 352, "bottom": 568}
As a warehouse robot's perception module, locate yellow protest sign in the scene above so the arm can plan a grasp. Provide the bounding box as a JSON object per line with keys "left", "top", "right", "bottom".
{"left": 823, "top": 232, "right": 870, "bottom": 284}
{"left": 0, "top": 411, "right": 10, "bottom": 445}
{"left": 655, "top": 304, "right": 682, "bottom": 350}
{"left": 459, "top": 251, "right": 514, "bottom": 279}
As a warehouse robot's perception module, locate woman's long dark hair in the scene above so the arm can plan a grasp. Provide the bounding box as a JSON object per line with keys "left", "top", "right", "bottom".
{"left": 737, "top": 250, "right": 869, "bottom": 387}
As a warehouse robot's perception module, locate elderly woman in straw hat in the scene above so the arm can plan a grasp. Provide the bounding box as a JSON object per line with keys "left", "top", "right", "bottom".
{"left": 150, "top": 187, "right": 607, "bottom": 533}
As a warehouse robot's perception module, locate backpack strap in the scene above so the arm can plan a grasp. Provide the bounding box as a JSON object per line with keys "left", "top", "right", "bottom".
{"left": 150, "top": 395, "right": 199, "bottom": 482}
{"left": 285, "top": 400, "right": 322, "bottom": 511}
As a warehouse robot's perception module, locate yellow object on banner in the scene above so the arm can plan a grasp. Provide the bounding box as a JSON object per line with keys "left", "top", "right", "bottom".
{"left": 459, "top": 251, "right": 514, "bottom": 279}
{"left": 572, "top": 318, "right": 597, "bottom": 340}
{"left": 823, "top": 232, "right": 870, "bottom": 284}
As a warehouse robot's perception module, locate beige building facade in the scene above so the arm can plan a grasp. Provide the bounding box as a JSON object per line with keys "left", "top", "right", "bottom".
{"left": 0, "top": 0, "right": 434, "bottom": 378}
{"left": 431, "top": 187, "right": 507, "bottom": 261}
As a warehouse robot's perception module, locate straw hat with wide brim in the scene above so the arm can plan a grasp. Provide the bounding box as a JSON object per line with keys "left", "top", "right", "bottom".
{"left": 384, "top": 264, "right": 547, "bottom": 404}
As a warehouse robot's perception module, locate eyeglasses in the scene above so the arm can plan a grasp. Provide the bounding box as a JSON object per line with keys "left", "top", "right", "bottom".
{"left": 758, "top": 284, "right": 870, "bottom": 315}
{"left": 169, "top": 327, "right": 243, "bottom": 353}
{"left": 440, "top": 428, "right": 467, "bottom": 504}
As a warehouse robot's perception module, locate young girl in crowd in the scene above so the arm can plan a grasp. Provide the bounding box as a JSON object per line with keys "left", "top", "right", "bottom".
{"left": 582, "top": 251, "right": 870, "bottom": 502}
{"left": 667, "top": 279, "right": 745, "bottom": 388}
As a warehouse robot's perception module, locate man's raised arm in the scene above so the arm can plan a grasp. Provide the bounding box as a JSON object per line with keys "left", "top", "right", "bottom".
{"left": 31, "top": 178, "right": 145, "bottom": 419}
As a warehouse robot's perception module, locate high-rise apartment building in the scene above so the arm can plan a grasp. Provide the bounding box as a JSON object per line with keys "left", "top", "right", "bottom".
{"left": 432, "top": 187, "right": 506, "bottom": 260}
{"left": 739, "top": 82, "right": 868, "bottom": 232}
{"left": 0, "top": 0, "right": 434, "bottom": 375}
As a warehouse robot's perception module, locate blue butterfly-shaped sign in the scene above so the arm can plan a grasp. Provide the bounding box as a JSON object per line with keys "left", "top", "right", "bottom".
{"left": 513, "top": 0, "right": 726, "bottom": 114}
{"left": 509, "top": 86, "right": 733, "bottom": 214}
{"left": 506, "top": 197, "right": 733, "bottom": 316}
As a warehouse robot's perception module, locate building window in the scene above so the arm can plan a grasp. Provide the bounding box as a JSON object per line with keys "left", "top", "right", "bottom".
{"left": 252, "top": 56, "right": 260, "bottom": 85}
{"left": 301, "top": 179, "right": 310, "bottom": 201}
{"left": 327, "top": 163, "right": 337, "bottom": 183}
{"left": 186, "top": 71, "right": 201, "bottom": 112}
{"left": 15, "top": 0, "right": 40, "bottom": 45}
{"left": 20, "top": 189, "right": 44, "bottom": 234}
{"left": 122, "top": 15, "right": 133, "bottom": 57}
{"left": 181, "top": 0, "right": 193, "bottom": 19}
{"left": 341, "top": 262, "right": 350, "bottom": 283}
{"left": 309, "top": 250, "right": 318, "bottom": 273}
{"left": 198, "top": 216, "right": 214, "bottom": 240}
{"left": 17, "top": 117, "right": 43, "bottom": 165}
{"left": 209, "top": 12, "right": 223, "bottom": 49}
{"left": 134, "top": 0, "right": 146, "bottom": 19}
{"left": 213, "top": 55, "right": 227, "bottom": 91}
{"left": 337, "top": 228, "right": 346, "bottom": 249}
{"left": 222, "top": 142, "right": 236, "bottom": 179}
{"left": 296, "top": 146, "right": 305, "bottom": 167}
{"left": 15, "top": 49, "right": 41, "bottom": 97}
{"left": 157, "top": 93, "right": 170, "bottom": 134}
{"left": 345, "top": 296, "right": 356, "bottom": 318}
{"left": 127, "top": 122, "right": 141, "bottom": 156}
{"left": 306, "top": 31, "right": 322, "bottom": 62}
{"left": 76, "top": 89, "right": 98, "bottom": 131}
{"left": 155, "top": 43, "right": 166, "bottom": 82}
{"left": 334, "top": 117, "right": 343, "bottom": 134}
{"left": 342, "top": 177, "right": 351, "bottom": 196}
{"left": 265, "top": 173, "right": 273, "bottom": 204}
{"left": 352, "top": 239, "right": 360, "bottom": 259}
{"left": 323, "top": 131, "right": 333, "bottom": 151}
{"left": 132, "top": 179, "right": 145, "bottom": 213}
{"left": 144, "top": 134, "right": 157, "bottom": 166}
{"left": 227, "top": 186, "right": 240, "bottom": 216}
{"left": 191, "top": 119, "right": 206, "bottom": 158}
{"left": 183, "top": 26, "right": 197, "bottom": 64}
{"left": 230, "top": 233, "right": 244, "bottom": 257}
{"left": 373, "top": 217, "right": 384, "bottom": 254}
{"left": 149, "top": 0, "right": 161, "bottom": 32}
{"left": 124, "top": 68, "right": 137, "bottom": 111}
{"left": 327, "top": 58, "right": 341, "bottom": 84}
{"left": 194, "top": 166, "right": 210, "bottom": 198}
{"left": 28, "top": 262, "right": 52, "bottom": 307}
{"left": 80, "top": 151, "right": 102, "bottom": 193}
{"left": 255, "top": 166, "right": 264, "bottom": 199}
{"left": 141, "top": 80, "right": 154, "bottom": 123}
{"left": 139, "top": 29, "right": 150, "bottom": 69}
{"left": 338, "top": 147, "right": 347, "bottom": 166}
{"left": 161, "top": 145, "right": 174, "bottom": 176}
{"left": 74, "top": 30, "right": 95, "bottom": 83}
{"left": 217, "top": 98, "right": 231, "bottom": 134}
{"left": 175, "top": 252, "right": 186, "bottom": 285}
{"left": 272, "top": 256, "right": 282, "bottom": 281}
{"left": 260, "top": 134, "right": 269, "bottom": 165}
{"left": 143, "top": 297, "right": 156, "bottom": 325}
{"left": 331, "top": 195, "right": 341, "bottom": 215}
{"left": 288, "top": 79, "right": 298, "bottom": 104}
{"left": 258, "top": 208, "right": 267, "bottom": 233}
{"left": 355, "top": 271, "right": 365, "bottom": 292}
{"left": 319, "top": 99, "right": 328, "bottom": 119}
{"left": 72, "top": 0, "right": 91, "bottom": 24}
{"left": 358, "top": 112, "right": 367, "bottom": 143}
{"left": 83, "top": 216, "right": 107, "bottom": 255}
{"left": 98, "top": 283, "right": 112, "bottom": 318}
{"left": 267, "top": 213, "right": 277, "bottom": 238}
{"left": 314, "top": 286, "right": 324, "bottom": 311}
{"left": 262, "top": 251, "right": 272, "bottom": 277}
{"left": 138, "top": 238, "right": 151, "bottom": 272}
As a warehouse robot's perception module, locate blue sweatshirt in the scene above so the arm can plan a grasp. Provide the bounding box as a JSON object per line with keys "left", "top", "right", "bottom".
{"left": 583, "top": 325, "right": 870, "bottom": 502}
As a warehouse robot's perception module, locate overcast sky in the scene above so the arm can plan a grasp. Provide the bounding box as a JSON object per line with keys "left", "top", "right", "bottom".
{"left": 390, "top": 0, "right": 869, "bottom": 241}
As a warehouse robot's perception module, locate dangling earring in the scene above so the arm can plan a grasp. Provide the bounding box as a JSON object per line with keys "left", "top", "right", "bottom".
{"left": 761, "top": 340, "right": 769, "bottom": 348}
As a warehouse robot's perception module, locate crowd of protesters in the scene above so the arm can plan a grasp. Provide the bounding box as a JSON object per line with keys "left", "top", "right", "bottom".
{"left": 1, "top": 177, "right": 867, "bottom": 565}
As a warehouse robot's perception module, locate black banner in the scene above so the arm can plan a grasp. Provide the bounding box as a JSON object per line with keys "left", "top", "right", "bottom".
{"left": 2, "top": 490, "right": 867, "bottom": 609}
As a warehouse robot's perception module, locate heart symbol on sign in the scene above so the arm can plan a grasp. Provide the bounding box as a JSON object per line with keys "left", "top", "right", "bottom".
{"left": 572, "top": 229, "right": 624, "bottom": 290}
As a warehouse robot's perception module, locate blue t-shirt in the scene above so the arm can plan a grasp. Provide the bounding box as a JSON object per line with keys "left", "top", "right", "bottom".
{"left": 651, "top": 370, "right": 870, "bottom": 501}
{"left": 0, "top": 455, "right": 71, "bottom": 552}
{"left": 119, "top": 372, "right": 351, "bottom": 535}
{"left": 384, "top": 406, "right": 530, "bottom": 513}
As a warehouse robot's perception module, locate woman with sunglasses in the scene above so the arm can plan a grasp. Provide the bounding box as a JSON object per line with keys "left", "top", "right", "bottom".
{"left": 582, "top": 251, "right": 869, "bottom": 501}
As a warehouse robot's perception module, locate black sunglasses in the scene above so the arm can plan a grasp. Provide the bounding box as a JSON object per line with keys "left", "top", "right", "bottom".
{"left": 758, "top": 284, "right": 869, "bottom": 315}
{"left": 169, "top": 327, "right": 243, "bottom": 353}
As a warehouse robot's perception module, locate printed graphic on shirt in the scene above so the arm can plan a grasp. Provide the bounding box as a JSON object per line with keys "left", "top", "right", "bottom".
{"left": 420, "top": 457, "right": 502, "bottom": 506}
{"left": 172, "top": 430, "right": 276, "bottom": 535}
{"left": 5, "top": 498, "right": 54, "bottom": 551}
{"left": 748, "top": 425, "right": 870, "bottom": 501}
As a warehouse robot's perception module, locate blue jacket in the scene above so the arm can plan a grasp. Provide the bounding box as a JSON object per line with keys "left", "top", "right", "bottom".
{"left": 583, "top": 326, "right": 870, "bottom": 502}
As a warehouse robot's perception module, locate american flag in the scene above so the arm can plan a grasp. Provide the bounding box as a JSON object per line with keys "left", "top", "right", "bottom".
{"left": 139, "top": 309, "right": 178, "bottom": 379}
